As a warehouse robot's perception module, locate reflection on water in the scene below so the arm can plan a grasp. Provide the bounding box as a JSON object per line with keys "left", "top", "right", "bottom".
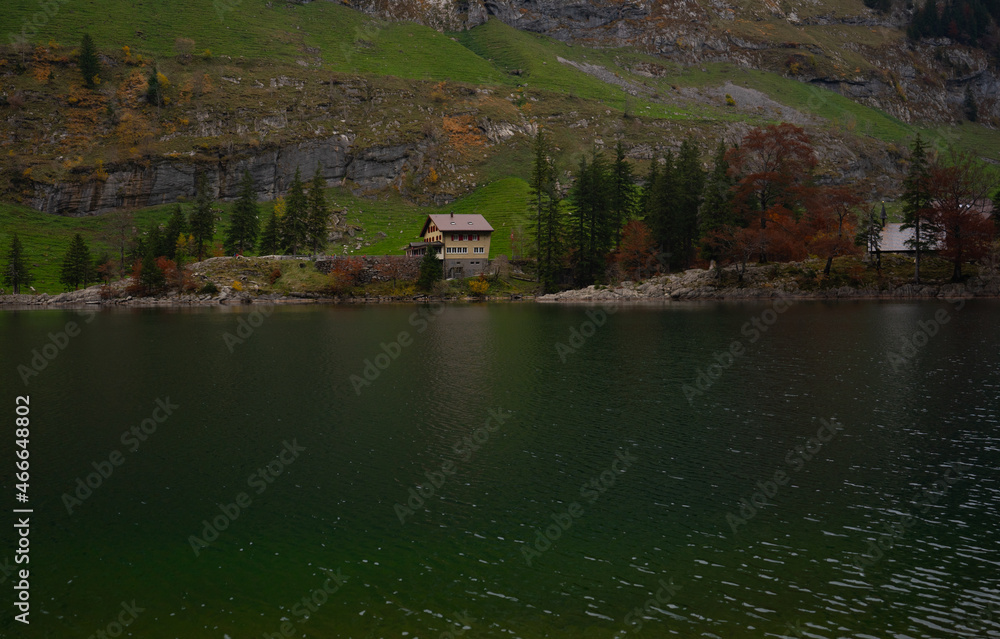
{"left": 0, "top": 301, "right": 998, "bottom": 638}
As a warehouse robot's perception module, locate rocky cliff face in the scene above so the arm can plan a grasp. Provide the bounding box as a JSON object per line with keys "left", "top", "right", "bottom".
{"left": 28, "top": 136, "right": 426, "bottom": 216}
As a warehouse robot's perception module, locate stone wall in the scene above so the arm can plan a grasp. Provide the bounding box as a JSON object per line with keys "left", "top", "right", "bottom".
{"left": 315, "top": 255, "right": 422, "bottom": 283}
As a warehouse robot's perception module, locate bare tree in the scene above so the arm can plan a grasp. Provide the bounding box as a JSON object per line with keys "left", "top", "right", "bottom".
{"left": 103, "top": 209, "right": 137, "bottom": 277}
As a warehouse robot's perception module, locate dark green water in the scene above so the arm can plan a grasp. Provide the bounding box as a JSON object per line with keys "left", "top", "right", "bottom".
{"left": 1, "top": 301, "right": 998, "bottom": 639}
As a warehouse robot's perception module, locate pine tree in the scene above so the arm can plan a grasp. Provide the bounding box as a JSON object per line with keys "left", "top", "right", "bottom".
{"left": 79, "top": 34, "right": 101, "bottom": 88}
{"left": 610, "top": 141, "right": 638, "bottom": 249}
{"left": 568, "top": 152, "right": 613, "bottom": 285}
{"left": 306, "top": 166, "right": 329, "bottom": 256}
{"left": 417, "top": 248, "right": 442, "bottom": 291}
{"left": 674, "top": 139, "right": 706, "bottom": 268}
{"left": 190, "top": 173, "right": 215, "bottom": 261}
{"left": 147, "top": 68, "right": 163, "bottom": 107}
{"left": 639, "top": 158, "right": 660, "bottom": 221}
{"left": 225, "top": 171, "right": 261, "bottom": 255}
{"left": 163, "top": 205, "right": 187, "bottom": 260}
{"left": 139, "top": 248, "right": 165, "bottom": 295}
{"left": 282, "top": 168, "right": 308, "bottom": 256}
{"left": 901, "top": 134, "right": 938, "bottom": 284}
{"left": 537, "top": 189, "right": 566, "bottom": 293}
{"left": 259, "top": 198, "right": 283, "bottom": 256}
{"left": 699, "top": 141, "right": 738, "bottom": 261}
{"left": 3, "top": 233, "right": 33, "bottom": 294}
{"left": 146, "top": 222, "right": 164, "bottom": 259}
{"left": 60, "top": 233, "right": 94, "bottom": 290}
{"left": 647, "top": 152, "right": 678, "bottom": 268}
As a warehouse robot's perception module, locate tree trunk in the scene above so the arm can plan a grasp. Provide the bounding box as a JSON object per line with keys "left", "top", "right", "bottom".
{"left": 824, "top": 255, "right": 833, "bottom": 276}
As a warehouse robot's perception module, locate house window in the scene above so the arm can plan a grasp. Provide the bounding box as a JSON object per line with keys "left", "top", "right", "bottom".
{"left": 474, "top": 247, "right": 484, "bottom": 254}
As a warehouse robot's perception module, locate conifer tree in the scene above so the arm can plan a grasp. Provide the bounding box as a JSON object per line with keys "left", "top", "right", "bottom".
{"left": 225, "top": 171, "right": 261, "bottom": 255}
{"left": 699, "top": 141, "right": 738, "bottom": 261}
{"left": 79, "top": 34, "right": 101, "bottom": 88}
{"left": 3, "top": 233, "right": 33, "bottom": 294}
{"left": 190, "top": 173, "right": 215, "bottom": 261}
{"left": 306, "top": 166, "right": 329, "bottom": 256}
{"left": 147, "top": 68, "right": 163, "bottom": 106}
{"left": 163, "top": 205, "right": 187, "bottom": 260}
{"left": 568, "top": 152, "right": 613, "bottom": 285}
{"left": 901, "top": 134, "right": 938, "bottom": 284}
{"left": 259, "top": 198, "right": 283, "bottom": 256}
{"left": 282, "top": 168, "right": 308, "bottom": 256}
{"left": 417, "top": 248, "right": 442, "bottom": 291}
{"left": 139, "top": 247, "right": 165, "bottom": 294}
{"left": 674, "top": 139, "right": 706, "bottom": 268}
{"left": 60, "top": 233, "right": 94, "bottom": 290}
{"left": 610, "top": 141, "right": 638, "bottom": 249}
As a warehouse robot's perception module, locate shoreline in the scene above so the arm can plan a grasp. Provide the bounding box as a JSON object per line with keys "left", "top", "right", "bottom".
{"left": 4, "top": 265, "right": 1000, "bottom": 309}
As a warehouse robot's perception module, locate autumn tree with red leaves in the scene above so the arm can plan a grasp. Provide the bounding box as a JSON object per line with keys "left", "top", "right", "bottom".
{"left": 928, "top": 150, "right": 997, "bottom": 281}
{"left": 726, "top": 123, "right": 817, "bottom": 263}
{"left": 616, "top": 220, "right": 656, "bottom": 280}
{"left": 806, "top": 185, "right": 864, "bottom": 275}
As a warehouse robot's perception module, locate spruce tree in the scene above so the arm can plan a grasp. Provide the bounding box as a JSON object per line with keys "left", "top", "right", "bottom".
{"left": 139, "top": 248, "right": 165, "bottom": 295}
{"left": 79, "top": 34, "right": 101, "bottom": 88}
{"left": 417, "top": 248, "right": 442, "bottom": 291}
{"left": 3, "top": 233, "right": 33, "bottom": 294}
{"left": 60, "top": 233, "right": 94, "bottom": 290}
{"left": 901, "top": 134, "right": 938, "bottom": 284}
{"left": 610, "top": 141, "right": 638, "bottom": 249}
{"left": 537, "top": 189, "right": 566, "bottom": 293}
{"left": 259, "top": 201, "right": 282, "bottom": 256}
{"left": 147, "top": 68, "right": 163, "bottom": 107}
{"left": 674, "top": 139, "right": 706, "bottom": 268}
{"left": 190, "top": 173, "right": 215, "bottom": 261}
{"left": 282, "top": 168, "right": 308, "bottom": 256}
{"left": 306, "top": 166, "right": 329, "bottom": 256}
{"left": 146, "top": 223, "right": 164, "bottom": 259}
{"left": 699, "top": 141, "right": 738, "bottom": 261}
{"left": 163, "top": 204, "right": 187, "bottom": 260}
{"left": 647, "top": 152, "right": 678, "bottom": 268}
{"left": 225, "top": 171, "right": 261, "bottom": 255}
{"left": 568, "top": 152, "right": 613, "bottom": 285}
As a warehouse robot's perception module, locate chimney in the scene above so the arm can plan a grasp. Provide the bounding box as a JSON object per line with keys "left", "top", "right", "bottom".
{"left": 450, "top": 212, "right": 454, "bottom": 218}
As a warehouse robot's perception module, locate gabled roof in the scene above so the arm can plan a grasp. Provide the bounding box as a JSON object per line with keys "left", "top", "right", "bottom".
{"left": 421, "top": 214, "right": 494, "bottom": 237}
{"left": 880, "top": 223, "right": 944, "bottom": 252}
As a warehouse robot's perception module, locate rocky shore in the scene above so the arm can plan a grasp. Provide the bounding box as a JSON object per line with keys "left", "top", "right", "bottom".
{"left": 539, "top": 265, "right": 1000, "bottom": 303}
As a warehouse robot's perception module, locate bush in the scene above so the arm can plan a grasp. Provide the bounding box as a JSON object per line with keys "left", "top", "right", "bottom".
{"left": 269, "top": 268, "right": 282, "bottom": 284}
{"left": 199, "top": 281, "right": 219, "bottom": 295}
{"left": 468, "top": 275, "right": 489, "bottom": 297}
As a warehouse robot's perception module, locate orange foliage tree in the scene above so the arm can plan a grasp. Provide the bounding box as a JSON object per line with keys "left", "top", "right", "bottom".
{"left": 726, "top": 123, "right": 817, "bottom": 263}
{"left": 616, "top": 220, "right": 657, "bottom": 280}
{"left": 328, "top": 257, "right": 366, "bottom": 294}
{"left": 806, "top": 185, "right": 864, "bottom": 275}
{"left": 929, "top": 150, "right": 997, "bottom": 281}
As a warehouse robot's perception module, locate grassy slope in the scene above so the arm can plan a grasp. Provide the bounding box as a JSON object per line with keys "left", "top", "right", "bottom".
{"left": 3, "top": 0, "right": 507, "bottom": 82}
